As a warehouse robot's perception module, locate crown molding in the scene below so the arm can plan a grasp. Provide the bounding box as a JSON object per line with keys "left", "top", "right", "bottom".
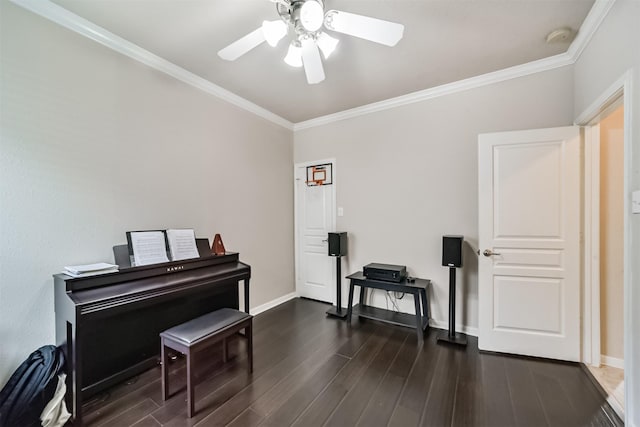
{"left": 293, "top": 0, "right": 615, "bottom": 131}
{"left": 566, "top": 0, "right": 616, "bottom": 62}
{"left": 294, "top": 53, "right": 574, "bottom": 131}
{"left": 11, "top": 0, "right": 614, "bottom": 133}
{"left": 10, "top": 0, "right": 294, "bottom": 131}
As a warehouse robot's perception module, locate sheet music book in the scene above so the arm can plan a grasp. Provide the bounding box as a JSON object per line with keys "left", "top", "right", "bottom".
{"left": 128, "top": 231, "right": 169, "bottom": 266}
{"left": 166, "top": 229, "right": 200, "bottom": 261}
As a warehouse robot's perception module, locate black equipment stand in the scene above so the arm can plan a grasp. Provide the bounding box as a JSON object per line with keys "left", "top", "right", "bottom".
{"left": 326, "top": 256, "right": 348, "bottom": 318}
{"left": 437, "top": 267, "right": 467, "bottom": 346}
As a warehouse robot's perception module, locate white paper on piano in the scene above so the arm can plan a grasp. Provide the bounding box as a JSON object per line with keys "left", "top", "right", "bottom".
{"left": 130, "top": 231, "right": 169, "bottom": 266}
{"left": 64, "top": 262, "right": 118, "bottom": 275}
{"left": 166, "top": 229, "right": 200, "bottom": 261}
{"left": 62, "top": 268, "right": 119, "bottom": 278}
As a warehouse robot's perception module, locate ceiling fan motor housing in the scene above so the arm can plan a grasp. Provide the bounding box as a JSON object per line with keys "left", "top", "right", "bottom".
{"left": 281, "top": 0, "right": 325, "bottom": 36}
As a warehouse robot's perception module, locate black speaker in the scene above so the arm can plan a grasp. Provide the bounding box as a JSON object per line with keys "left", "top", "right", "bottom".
{"left": 442, "top": 235, "right": 463, "bottom": 268}
{"left": 328, "top": 232, "right": 348, "bottom": 257}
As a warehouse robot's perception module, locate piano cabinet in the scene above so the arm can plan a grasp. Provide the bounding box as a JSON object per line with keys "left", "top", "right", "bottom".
{"left": 54, "top": 252, "right": 250, "bottom": 425}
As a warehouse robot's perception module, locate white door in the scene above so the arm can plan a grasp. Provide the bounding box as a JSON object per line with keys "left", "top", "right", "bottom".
{"left": 478, "top": 126, "right": 580, "bottom": 361}
{"left": 295, "top": 162, "right": 335, "bottom": 302}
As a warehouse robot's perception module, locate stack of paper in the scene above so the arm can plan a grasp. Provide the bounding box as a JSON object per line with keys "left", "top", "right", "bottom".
{"left": 63, "top": 263, "right": 119, "bottom": 278}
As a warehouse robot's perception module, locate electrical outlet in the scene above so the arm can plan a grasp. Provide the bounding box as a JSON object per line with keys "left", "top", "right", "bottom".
{"left": 632, "top": 190, "right": 640, "bottom": 214}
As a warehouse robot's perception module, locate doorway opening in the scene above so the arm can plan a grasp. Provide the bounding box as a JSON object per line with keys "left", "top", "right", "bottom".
{"left": 578, "top": 70, "right": 633, "bottom": 422}
{"left": 585, "top": 104, "right": 625, "bottom": 417}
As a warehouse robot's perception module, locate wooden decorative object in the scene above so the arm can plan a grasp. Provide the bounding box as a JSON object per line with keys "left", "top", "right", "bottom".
{"left": 212, "top": 234, "right": 226, "bottom": 255}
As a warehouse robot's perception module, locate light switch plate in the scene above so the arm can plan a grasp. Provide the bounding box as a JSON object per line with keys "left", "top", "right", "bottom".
{"left": 632, "top": 190, "right": 640, "bottom": 214}
{"left": 337, "top": 207, "right": 344, "bottom": 217}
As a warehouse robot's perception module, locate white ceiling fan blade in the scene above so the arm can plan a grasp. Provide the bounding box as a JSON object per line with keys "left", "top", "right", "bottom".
{"left": 324, "top": 10, "right": 404, "bottom": 47}
{"left": 301, "top": 38, "right": 325, "bottom": 84}
{"left": 218, "top": 27, "right": 266, "bottom": 61}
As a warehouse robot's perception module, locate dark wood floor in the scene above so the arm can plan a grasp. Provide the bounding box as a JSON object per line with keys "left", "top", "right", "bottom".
{"left": 82, "top": 298, "right": 621, "bottom": 427}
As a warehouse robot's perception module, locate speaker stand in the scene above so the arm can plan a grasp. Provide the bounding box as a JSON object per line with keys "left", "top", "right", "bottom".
{"left": 326, "top": 256, "right": 348, "bottom": 319}
{"left": 437, "top": 267, "right": 467, "bottom": 346}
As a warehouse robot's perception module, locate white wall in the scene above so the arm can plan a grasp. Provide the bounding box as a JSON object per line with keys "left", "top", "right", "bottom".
{"left": 0, "top": 1, "right": 294, "bottom": 385}
{"left": 294, "top": 67, "right": 575, "bottom": 333}
{"left": 573, "top": 1, "right": 640, "bottom": 424}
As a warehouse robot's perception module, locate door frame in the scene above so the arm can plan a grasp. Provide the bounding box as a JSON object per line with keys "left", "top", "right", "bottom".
{"left": 583, "top": 123, "right": 602, "bottom": 367}
{"left": 575, "top": 69, "right": 633, "bottom": 420}
{"left": 293, "top": 158, "right": 337, "bottom": 299}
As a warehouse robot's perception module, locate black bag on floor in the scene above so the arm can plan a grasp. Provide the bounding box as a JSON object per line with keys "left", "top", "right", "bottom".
{"left": 0, "top": 345, "right": 66, "bottom": 427}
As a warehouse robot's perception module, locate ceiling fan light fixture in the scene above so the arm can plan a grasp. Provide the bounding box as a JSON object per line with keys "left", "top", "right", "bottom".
{"left": 219, "top": 0, "right": 404, "bottom": 84}
{"left": 284, "top": 41, "right": 303, "bottom": 67}
{"left": 317, "top": 32, "right": 339, "bottom": 59}
{"left": 299, "top": 0, "right": 324, "bottom": 32}
{"left": 262, "top": 20, "right": 287, "bottom": 47}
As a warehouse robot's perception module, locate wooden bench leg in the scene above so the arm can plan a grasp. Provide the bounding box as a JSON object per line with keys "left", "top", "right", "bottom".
{"left": 161, "top": 338, "right": 169, "bottom": 401}
{"left": 186, "top": 349, "right": 195, "bottom": 418}
{"left": 248, "top": 319, "right": 253, "bottom": 373}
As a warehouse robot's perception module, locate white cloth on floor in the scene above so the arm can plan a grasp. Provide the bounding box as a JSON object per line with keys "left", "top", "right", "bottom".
{"left": 40, "top": 374, "right": 71, "bottom": 427}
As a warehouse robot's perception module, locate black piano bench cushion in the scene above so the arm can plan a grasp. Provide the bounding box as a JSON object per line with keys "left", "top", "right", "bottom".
{"left": 160, "top": 308, "right": 253, "bottom": 419}
{"left": 161, "top": 308, "right": 251, "bottom": 345}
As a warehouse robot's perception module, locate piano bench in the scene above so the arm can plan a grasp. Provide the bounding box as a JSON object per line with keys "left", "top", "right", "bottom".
{"left": 160, "top": 308, "right": 253, "bottom": 418}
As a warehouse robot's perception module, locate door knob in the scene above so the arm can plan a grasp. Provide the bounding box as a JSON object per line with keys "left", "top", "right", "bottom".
{"left": 483, "top": 249, "right": 501, "bottom": 257}
{"left": 322, "top": 239, "right": 328, "bottom": 243}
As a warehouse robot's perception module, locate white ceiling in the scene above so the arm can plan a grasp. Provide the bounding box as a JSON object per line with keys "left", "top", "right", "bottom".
{"left": 52, "top": 0, "right": 594, "bottom": 123}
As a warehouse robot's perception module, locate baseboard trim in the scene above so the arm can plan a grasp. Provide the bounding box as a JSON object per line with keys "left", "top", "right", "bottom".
{"left": 602, "top": 355, "right": 625, "bottom": 369}
{"left": 429, "top": 319, "right": 478, "bottom": 337}
{"left": 251, "top": 292, "right": 298, "bottom": 316}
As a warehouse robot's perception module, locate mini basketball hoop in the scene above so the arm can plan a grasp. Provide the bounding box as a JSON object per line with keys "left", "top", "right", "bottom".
{"left": 307, "top": 167, "right": 326, "bottom": 186}
{"left": 306, "top": 164, "right": 332, "bottom": 186}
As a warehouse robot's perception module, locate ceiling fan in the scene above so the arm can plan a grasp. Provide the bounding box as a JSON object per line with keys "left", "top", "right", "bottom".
{"left": 217, "top": 0, "right": 404, "bottom": 84}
